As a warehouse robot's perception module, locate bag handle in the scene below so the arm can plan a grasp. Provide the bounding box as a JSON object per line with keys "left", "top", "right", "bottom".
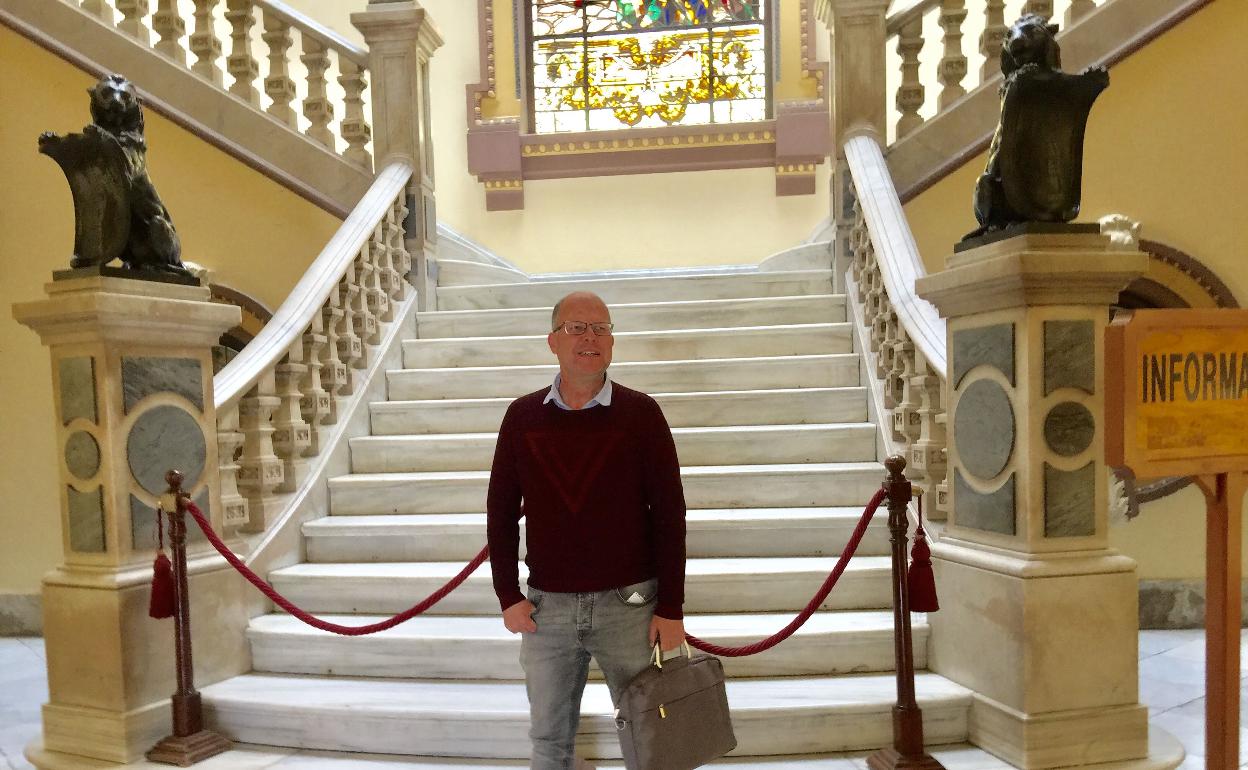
{"left": 651, "top": 641, "right": 692, "bottom": 669}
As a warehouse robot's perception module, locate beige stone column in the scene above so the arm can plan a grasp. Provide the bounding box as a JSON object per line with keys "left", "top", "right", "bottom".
{"left": 13, "top": 275, "right": 250, "bottom": 764}
{"left": 822, "top": 0, "right": 889, "bottom": 285}
{"left": 915, "top": 232, "right": 1150, "bottom": 768}
{"left": 353, "top": 0, "right": 444, "bottom": 312}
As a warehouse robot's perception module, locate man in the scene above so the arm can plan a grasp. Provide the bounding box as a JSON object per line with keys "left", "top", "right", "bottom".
{"left": 486, "top": 291, "right": 687, "bottom": 770}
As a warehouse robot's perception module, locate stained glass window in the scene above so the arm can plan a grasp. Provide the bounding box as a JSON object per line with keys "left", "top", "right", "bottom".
{"left": 529, "top": 0, "right": 770, "bottom": 133}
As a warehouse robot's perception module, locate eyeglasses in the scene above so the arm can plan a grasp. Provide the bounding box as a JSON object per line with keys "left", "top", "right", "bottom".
{"left": 554, "top": 321, "right": 614, "bottom": 336}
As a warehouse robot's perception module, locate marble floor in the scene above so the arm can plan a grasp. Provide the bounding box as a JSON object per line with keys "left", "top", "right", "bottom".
{"left": 0, "top": 630, "right": 1239, "bottom": 769}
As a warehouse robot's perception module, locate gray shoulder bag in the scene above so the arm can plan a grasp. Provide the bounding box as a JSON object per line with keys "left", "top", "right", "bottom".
{"left": 615, "top": 642, "right": 737, "bottom": 770}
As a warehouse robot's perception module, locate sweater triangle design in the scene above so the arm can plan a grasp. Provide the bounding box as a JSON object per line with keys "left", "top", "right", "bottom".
{"left": 523, "top": 429, "right": 624, "bottom": 513}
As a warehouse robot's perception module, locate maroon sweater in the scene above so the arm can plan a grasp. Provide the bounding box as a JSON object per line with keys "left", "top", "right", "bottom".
{"left": 487, "top": 382, "right": 687, "bottom": 619}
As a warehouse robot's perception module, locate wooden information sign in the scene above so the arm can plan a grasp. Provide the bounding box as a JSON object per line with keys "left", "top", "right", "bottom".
{"left": 1106, "top": 308, "right": 1248, "bottom": 770}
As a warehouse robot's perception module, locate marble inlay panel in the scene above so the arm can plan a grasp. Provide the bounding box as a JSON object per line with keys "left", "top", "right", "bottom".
{"left": 131, "top": 494, "right": 207, "bottom": 550}
{"left": 1044, "top": 320, "right": 1095, "bottom": 395}
{"left": 954, "top": 469, "right": 1016, "bottom": 535}
{"left": 127, "top": 405, "right": 207, "bottom": 495}
{"left": 1044, "top": 461, "right": 1095, "bottom": 537}
{"left": 67, "top": 486, "right": 105, "bottom": 552}
{"left": 64, "top": 431, "right": 101, "bottom": 480}
{"left": 122, "top": 357, "right": 204, "bottom": 413}
{"left": 954, "top": 379, "right": 1015, "bottom": 480}
{"left": 952, "top": 324, "right": 1014, "bottom": 387}
{"left": 1044, "top": 402, "right": 1095, "bottom": 456}
{"left": 58, "top": 357, "right": 96, "bottom": 425}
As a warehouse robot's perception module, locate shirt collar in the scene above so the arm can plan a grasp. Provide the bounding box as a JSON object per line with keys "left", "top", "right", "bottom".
{"left": 544, "top": 373, "right": 612, "bottom": 410}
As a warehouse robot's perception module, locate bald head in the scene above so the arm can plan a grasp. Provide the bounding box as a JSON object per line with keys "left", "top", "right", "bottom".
{"left": 551, "top": 291, "right": 609, "bottom": 331}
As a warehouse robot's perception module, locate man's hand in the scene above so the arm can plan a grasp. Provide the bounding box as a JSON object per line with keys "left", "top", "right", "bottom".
{"left": 649, "top": 614, "right": 685, "bottom": 653}
{"left": 502, "top": 599, "right": 538, "bottom": 633}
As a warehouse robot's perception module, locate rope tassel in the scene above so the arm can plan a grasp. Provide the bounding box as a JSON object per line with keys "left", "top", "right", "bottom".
{"left": 907, "top": 493, "right": 939, "bottom": 613}
{"left": 148, "top": 509, "right": 175, "bottom": 619}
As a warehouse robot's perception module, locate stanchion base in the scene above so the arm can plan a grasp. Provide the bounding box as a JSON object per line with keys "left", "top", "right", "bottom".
{"left": 866, "top": 746, "right": 946, "bottom": 770}
{"left": 145, "top": 730, "right": 232, "bottom": 767}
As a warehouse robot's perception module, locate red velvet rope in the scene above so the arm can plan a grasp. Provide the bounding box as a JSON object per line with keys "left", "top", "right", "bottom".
{"left": 183, "top": 487, "right": 886, "bottom": 648}
{"left": 184, "top": 501, "right": 488, "bottom": 636}
{"left": 685, "top": 487, "right": 886, "bottom": 656}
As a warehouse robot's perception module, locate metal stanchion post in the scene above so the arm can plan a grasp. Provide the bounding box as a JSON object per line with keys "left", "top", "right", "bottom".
{"left": 867, "top": 456, "right": 944, "bottom": 770}
{"left": 147, "top": 470, "right": 232, "bottom": 766}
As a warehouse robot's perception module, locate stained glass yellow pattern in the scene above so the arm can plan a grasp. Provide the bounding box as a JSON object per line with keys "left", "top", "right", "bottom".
{"left": 531, "top": 0, "right": 769, "bottom": 133}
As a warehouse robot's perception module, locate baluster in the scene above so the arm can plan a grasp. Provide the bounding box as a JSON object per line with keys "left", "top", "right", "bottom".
{"left": 336, "top": 272, "right": 364, "bottom": 380}
{"left": 937, "top": 0, "right": 968, "bottom": 109}
{"left": 352, "top": 249, "right": 380, "bottom": 350}
{"left": 152, "top": 0, "right": 188, "bottom": 64}
{"left": 1023, "top": 0, "right": 1054, "bottom": 19}
{"left": 225, "top": 0, "right": 261, "bottom": 106}
{"left": 910, "top": 362, "right": 948, "bottom": 519}
{"left": 302, "top": 37, "right": 335, "bottom": 148}
{"left": 890, "top": 335, "right": 919, "bottom": 445}
{"left": 895, "top": 18, "right": 925, "bottom": 138}
{"left": 271, "top": 340, "right": 311, "bottom": 492}
{"left": 1065, "top": 0, "right": 1096, "bottom": 25}
{"left": 367, "top": 227, "right": 394, "bottom": 324}
{"left": 216, "top": 404, "right": 249, "bottom": 529}
{"left": 980, "top": 0, "right": 1007, "bottom": 79}
{"left": 320, "top": 286, "right": 349, "bottom": 417}
{"left": 300, "top": 317, "right": 332, "bottom": 455}
{"left": 236, "top": 371, "right": 284, "bottom": 533}
{"left": 339, "top": 59, "right": 373, "bottom": 167}
{"left": 392, "top": 195, "right": 414, "bottom": 290}
{"left": 116, "top": 0, "right": 151, "bottom": 44}
{"left": 262, "top": 11, "right": 298, "bottom": 127}
{"left": 81, "top": 0, "right": 112, "bottom": 21}
{"left": 376, "top": 204, "right": 401, "bottom": 303}
{"left": 190, "top": 0, "right": 225, "bottom": 86}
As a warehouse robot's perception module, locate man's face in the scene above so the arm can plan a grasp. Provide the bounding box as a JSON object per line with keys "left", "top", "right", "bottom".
{"left": 547, "top": 295, "right": 614, "bottom": 381}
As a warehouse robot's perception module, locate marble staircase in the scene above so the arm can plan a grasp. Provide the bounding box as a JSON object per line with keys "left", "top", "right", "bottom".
{"left": 200, "top": 267, "right": 975, "bottom": 763}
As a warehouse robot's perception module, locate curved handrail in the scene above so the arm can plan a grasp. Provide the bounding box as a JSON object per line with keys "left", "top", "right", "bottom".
{"left": 885, "top": 0, "right": 939, "bottom": 34}
{"left": 843, "top": 133, "right": 946, "bottom": 374}
{"left": 256, "top": 0, "right": 369, "bottom": 66}
{"left": 214, "top": 161, "right": 413, "bottom": 409}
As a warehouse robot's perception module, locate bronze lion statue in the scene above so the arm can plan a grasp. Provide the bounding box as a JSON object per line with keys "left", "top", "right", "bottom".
{"left": 39, "top": 74, "right": 187, "bottom": 274}
{"left": 964, "top": 15, "right": 1109, "bottom": 242}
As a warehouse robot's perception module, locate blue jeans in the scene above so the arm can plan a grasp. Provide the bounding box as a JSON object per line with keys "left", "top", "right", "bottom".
{"left": 521, "top": 578, "right": 658, "bottom": 770}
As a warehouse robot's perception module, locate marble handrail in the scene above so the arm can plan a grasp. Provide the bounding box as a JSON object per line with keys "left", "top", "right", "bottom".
{"left": 255, "top": 0, "right": 368, "bottom": 66}
{"left": 842, "top": 134, "right": 948, "bottom": 514}
{"left": 213, "top": 161, "right": 413, "bottom": 532}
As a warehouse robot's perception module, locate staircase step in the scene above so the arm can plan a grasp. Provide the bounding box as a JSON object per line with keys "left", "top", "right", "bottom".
{"left": 201, "top": 672, "right": 970, "bottom": 758}
{"left": 371, "top": 387, "right": 869, "bottom": 435}
{"left": 328, "top": 462, "right": 884, "bottom": 515}
{"left": 401, "top": 324, "right": 852, "bottom": 369}
{"left": 435, "top": 269, "right": 834, "bottom": 311}
{"left": 415, "top": 295, "right": 846, "bottom": 338}
{"left": 267, "top": 556, "right": 893, "bottom": 615}
{"left": 350, "top": 423, "right": 877, "bottom": 473}
{"left": 304, "top": 507, "right": 890, "bottom": 562}
{"left": 386, "top": 354, "right": 860, "bottom": 401}
{"left": 246, "top": 610, "right": 926, "bottom": 679}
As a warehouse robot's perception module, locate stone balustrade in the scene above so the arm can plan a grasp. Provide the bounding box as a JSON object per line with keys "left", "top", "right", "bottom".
{"left": 884, "top": 0, "right": 1104, "bottom": 142}
{"left": 841, "top": 135, "right": 949, "bottom": 516}
{"left": 79, "top": 0, "right": 372, "bottom": 167}
{"left": 213, "top": 162, "right": 413, "bottom": 534}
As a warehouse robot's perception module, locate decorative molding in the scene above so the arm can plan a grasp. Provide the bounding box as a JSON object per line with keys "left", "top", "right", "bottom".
{"left": 1139, "top": 239, "right": 1240, "bottom": 309}
{"left": 465, "top": 0, "right": 497, "bottom": 125}
{"left": 800, "top": 0, "right": 828, "bottom": 98}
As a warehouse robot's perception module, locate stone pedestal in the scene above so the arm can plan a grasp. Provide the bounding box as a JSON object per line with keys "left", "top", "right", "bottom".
{"left": 12, "top": 275, "right": 250, "bottom": 764}
{"left": 353, "top": 1, "right": 443, "bottom": 312}
{"left": 914, "top": 232, "right": 1151, "bottom": 769}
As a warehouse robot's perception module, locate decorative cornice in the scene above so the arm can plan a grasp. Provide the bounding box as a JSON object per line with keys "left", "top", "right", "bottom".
{"left": 1140, "top": 238, "right": 1239, "bottom": 309}
{"left": 521, "top": 127, "right": 776, "bottom": 158}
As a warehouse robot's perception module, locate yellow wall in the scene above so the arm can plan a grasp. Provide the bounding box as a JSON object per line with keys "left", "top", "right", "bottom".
{"left": 0, "top": 27, "right": 341, "bottom": 594}
{"left": 901, "top": 1, "right": 1248, "bottom": 578}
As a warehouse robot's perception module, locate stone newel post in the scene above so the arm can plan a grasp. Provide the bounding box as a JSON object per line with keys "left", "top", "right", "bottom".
{"left": 820, "top": 0, "right": 889, "bottom": 286}
{"left": 353, "top": 0, "right": 443, "bottom": 312}
{"left": 915, "top": 231, "right": 1150, "bottom": 768}
{"left": 13, "top": 274, "right": 249, "bottom": 764}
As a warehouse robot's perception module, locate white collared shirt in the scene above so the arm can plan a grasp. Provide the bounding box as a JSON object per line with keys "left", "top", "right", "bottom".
{"left": 544, "top": 373, "right": 613, "bottom": 410}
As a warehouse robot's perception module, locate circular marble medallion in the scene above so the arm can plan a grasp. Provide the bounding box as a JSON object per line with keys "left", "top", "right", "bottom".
{"left": 65, "top": 431, "right": 100, "bottom": 480}
{"left": 1044, "top": 401, "right": 1096, "bottom": 457}
{"left": 127, "top": 405, "right": 206, "bottom": 495}
{"left": 954, "top": 379, "right": 1015, "bottom": 480}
